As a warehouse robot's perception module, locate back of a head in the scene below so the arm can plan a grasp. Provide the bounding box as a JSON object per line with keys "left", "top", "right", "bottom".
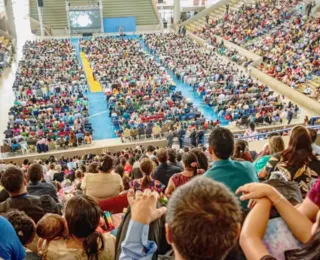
{"left": 308, "top": 128, "right": 318, "bottom": 144}
{"left": 157, "top": 148, "right": 168, "bottom": 164}
{"left": 147, "top": 145, "right": 155, "bottom": 153}
{"left": 233, "top": 140, "right": 247, "bottom": 160}
{"left": 269, "top": 136, "right": 285, "bottom": 154}
{"left": 191, "top": 148, "right": 209, "bottom": 171}
{"left": 140, "top": 158, "right": 156, "bottom": 177}
{"left": 167, "top": 148, "right": 177, "bottom": 163}
{"left": 4, "top": 210, "right": 36, "bottom": 246}
{"left": 99, "top": 155, "right": 114, "bottom": 173}
{"left": 284, "top": 125, "right": 315, "bottom": 166}
{"left": 1, "top": 166, "right": 25, "bottom": 194}
{"left": 28, "top": 163, "right": 43, "bottom": 183}
{"left": 166, "top": 177, "right": 241, "bottom": 260}
{"left": 88, "top": 162, "right": 99, "bottom": 173}
{"left": 65, "top": 196, "right": 104, "bottom": 258}
{"left": 36, "top": 214, "right": 65, "bottom": 241}
{"left": 209, "top": 128, "right": 234, "bottom": 160}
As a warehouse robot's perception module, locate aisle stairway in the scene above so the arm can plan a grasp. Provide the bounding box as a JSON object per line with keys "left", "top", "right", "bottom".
{"left": 29, "top": 0, "right": 159, "bottom": 31}
{"left": 185, "top": 0, "right": 243, "bottom": 33}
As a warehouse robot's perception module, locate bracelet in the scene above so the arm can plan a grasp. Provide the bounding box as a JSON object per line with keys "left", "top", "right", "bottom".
{"left": 273, "top": 195, "right": 285, "bottom": 206}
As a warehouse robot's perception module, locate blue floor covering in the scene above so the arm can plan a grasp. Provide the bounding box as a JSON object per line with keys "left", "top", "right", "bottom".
{"left": 87, "top": 92, "right": 116, "bottom": 140}
{"left": 76, "top": 36, "right": 228, "bottom": 140}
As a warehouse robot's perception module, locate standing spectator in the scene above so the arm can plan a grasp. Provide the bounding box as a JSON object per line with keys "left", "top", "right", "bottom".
{"left": 287, "top": 109, "right": 294, "bottom": 125}
{"left": 27, "top": 163, "right": 59, "bottom": 203}
{"left": 167, "top": 130, "right": 174, "bottom": 148}
{"left": 167, "top": 148, "right": 183, "bottom": 170}
{"left": 153, "top": 148, "right": 181, "bottom": 187}
{"left": 81, "top": 155, "right": 124, "bottom": 202}
{"left": 204, "top": 128, "right": 259, "bottom": 208}
{"left": 206, "top": 14, "right": 209, "bottom": 24}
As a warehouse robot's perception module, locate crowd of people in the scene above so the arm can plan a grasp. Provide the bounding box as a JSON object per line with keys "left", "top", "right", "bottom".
{"left": 194, "top": 0, "right": 300, "bottom": 46}
{"left": 193, "top": 0, "right": 320, "bottom": 90}
{"left": 0, "top": 125, "right": 320, "bottom": 259}
{"left": 2, "top": 39, "right": 93, "bottom": 154}
{"left": 80, "top": 37, "right": 207, "bottom": 136}
{"left": 145, "top": 33, "right": 300, "bottom": 125}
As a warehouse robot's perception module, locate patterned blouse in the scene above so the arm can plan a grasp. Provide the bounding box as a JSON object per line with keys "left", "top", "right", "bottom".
{"left": 129, "top": 178, "right": 165, "bottom": 193}
{"left": 264, "top": 153, "right": 320, "bottom": 196}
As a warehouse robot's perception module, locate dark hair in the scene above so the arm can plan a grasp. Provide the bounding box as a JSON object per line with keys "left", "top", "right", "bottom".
{"left": 167, "top": 148, "right": 177, "bottom": 163}
{"left": 1, "top": 167, "right": 25, "bottom": 193}
{"left": 191, "top": 148, "right": 209, "bottom": 171}
{"left": 209, "top": 128, "right": 234, "bottom": 160}
{"left": 28, "top": 163, "right": 43, "bottom": 183}
{"left": 281, "top": 126, "right": 317, "bottom": 167}
{"left": 65, "top": 196, "right": 104, "bottom": 260}
{"left": 88, "top": 162, "right": 99, "bottom": 173}
{"left": 140, "top": 158, "right": 156, "bottom": 189}
{"left": 182, "top": 152, "right": 198, "bottom": 177}
{"left": 166, "top": 177, "right": 241, "bottom": 260}
{"left": 114, "top": 165, "right": 124, "bottom": 177}
{"left": 157, "top": 148, "right": 168, "bottom": 164}
{"left": 3, "top": 210, "right": 35, "bottom": 245}
{"left": 23, "top": 159, "right": 29, "bottom": 165}
{"left": 308, "top": 128, "right": 318, "bottom": 143}
{"left": 147, "top": 145, "right": 155, "bottom": 153}
{"left": 233, "top": 140, "right": 247, "bottom": 160}
{"left": 249, "top": 122, "right": 255, "bottom": 131}
{"left": 99, "top": 155, "right": 114, "bottom": 173}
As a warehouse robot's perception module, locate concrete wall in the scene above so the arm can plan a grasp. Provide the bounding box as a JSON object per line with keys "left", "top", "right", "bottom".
{"left": 179, "top": 0, "right": 231, "bottom": 27}
{"left": 187, "top": 30, "right": 320, "bottom": 116}
{"left": 250, "top": 67, "right": 320, "bottom": 115}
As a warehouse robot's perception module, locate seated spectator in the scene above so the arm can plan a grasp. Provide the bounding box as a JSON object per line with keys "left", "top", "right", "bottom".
{"left": 204, "top": 127, "right": 259, "bottom": 208}
{"left": 0, "top": 166, "right": 59, "bottom": 223}
{"left": 3, "top": 210, "right": 38, "bottom": 259}
{"left": 81, "top": 155, "right": 124, "bottom": 202}
{"left": 166, "top": 152, "right": 199, "bottom": 196}
{"left": 237, "top": 182, "right": 320, "bottom": 260}
{"left": 27, "top": 163, "right": 59, "bottom": 203}
{"left": 309, "top": 128, "right": 320, "bottom": 155}
{"left": 53, "top": 164, "right": 64, "bottom": 182}
{"left": 120, "top": 177, "right": 241, "bottom": 259}
{"left": 254, "top": 135, "right": 285, "bottom": 173}
{"left": 153, "top": 148, "right": 181, "bottom": 187}
{"left": 233, "top": 140, "right": 253, "bottom": 162}
{"left": 259, "top": 126, "right": 320, "bottom": 196}
{"left": 38, "top": 195, "right": 115, "bottom": 259}
{"left": 0, "top": 216, "right": 26, "bottom": 260}
{"left": 167, "top": 148, "right": 183, "bottom": 170}
{"left": 130, "top": 158, "right": 164, "bottom": 193}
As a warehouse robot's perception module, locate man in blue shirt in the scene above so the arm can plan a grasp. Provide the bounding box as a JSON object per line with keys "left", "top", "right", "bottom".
{"left": 0, "top": 216, "right": 26, "bottom": 260}
{"left": 204, "top": 127, "right": 259, "bottom": 208}
{"left": 119, "top": 177, "right": 241, "bottom": 260}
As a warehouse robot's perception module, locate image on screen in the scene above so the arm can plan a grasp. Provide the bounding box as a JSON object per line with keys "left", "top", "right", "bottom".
{"left": 69, "top": 10, "right": 101, "bottom": 29}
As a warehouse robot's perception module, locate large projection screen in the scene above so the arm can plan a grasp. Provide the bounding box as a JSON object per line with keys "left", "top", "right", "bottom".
{"left": 69, "top": 9, "right": 101, "bottom": 33}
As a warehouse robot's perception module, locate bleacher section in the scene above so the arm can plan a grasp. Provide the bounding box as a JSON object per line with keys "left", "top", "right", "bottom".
{"left": 29, "top": 0, "right": 159, "bottom": 32}
{"left": 184, "top": 0, "right": 241, "bottom": 33}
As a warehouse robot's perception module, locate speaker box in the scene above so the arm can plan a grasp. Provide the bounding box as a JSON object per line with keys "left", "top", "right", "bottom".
{"left": 37, "top": 0, "right": 44, "bottom": 7}
{"left": 83, "top": 33, "right": 93, "bottom": 37}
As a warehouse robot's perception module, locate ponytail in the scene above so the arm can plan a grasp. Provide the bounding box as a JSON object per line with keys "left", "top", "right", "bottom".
{"left": 141, "top": 175, "right": 153, "bottom": 190}
{"left": 83, "top": 231, "right": 105, "bottom": 260}
{"left": 190, "top": 161, "right": 198, "bottom": 178}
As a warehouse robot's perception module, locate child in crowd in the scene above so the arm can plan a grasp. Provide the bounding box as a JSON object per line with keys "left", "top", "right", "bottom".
{"left": 37, "top": 214, "right": 68, "bottom": 258}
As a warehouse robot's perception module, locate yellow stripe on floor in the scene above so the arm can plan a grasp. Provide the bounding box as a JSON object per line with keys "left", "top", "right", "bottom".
{"left": 80, "top": 52, "right": 102, "bottom": 92}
